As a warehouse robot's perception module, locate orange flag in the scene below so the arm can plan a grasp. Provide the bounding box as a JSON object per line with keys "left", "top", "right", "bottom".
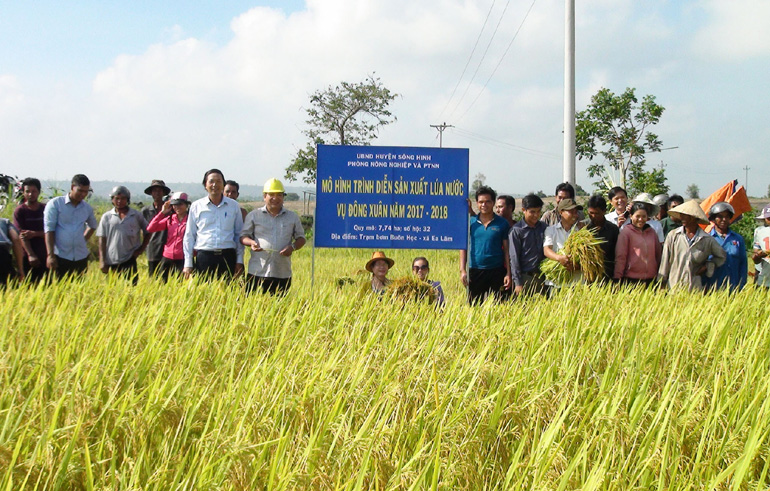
{"left": 700, "top": 180, "right": 752, "bottom": 231}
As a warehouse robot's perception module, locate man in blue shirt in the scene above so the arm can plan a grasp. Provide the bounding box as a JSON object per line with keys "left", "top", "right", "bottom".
{"left": 509, "top": 194, "right": 548, "bottom": 297}
{"left": 460, "top": 186, "right": 511, "bottom": 304}
{"left": 703, "top": 202, "right": 747, "bottom": 291}
{"left": 44, "top": 174, "right": 97, "bottom": 278}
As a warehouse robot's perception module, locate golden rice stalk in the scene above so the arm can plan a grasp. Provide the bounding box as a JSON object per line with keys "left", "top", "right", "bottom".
{"left": 541, "top": 257, "right": 571, "bottom": 285}
{"left": 541, "top": 227, "right": 606, "bottom": 285}
{"left": 570, "top": 228, "right": 606, "bottom": 282}
{"left": 386, "top": 276, "right": 438, "bottom": 304}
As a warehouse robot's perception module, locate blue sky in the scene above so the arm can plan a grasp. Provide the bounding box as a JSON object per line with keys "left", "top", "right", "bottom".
{"left": 1, "top": 1, "right": 302, "bottom": 83}
{"left": 1, "top": 0, "right": 768, "bottom": 198}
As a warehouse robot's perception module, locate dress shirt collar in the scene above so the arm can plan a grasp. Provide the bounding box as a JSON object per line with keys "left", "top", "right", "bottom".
{"left": 555, "top": 220, "right": 579, "bottom": 232}
{"left": 63, "top": 193, "right": 89, "bottom": 208}
{"left": 206, "top": 195, "right": 230, "bottom": 207}
{"left": 259, "top": 205, "right": 286, "bottom": 216}
{"left": 520, "top": 219, "right": 542, "bottom": 230}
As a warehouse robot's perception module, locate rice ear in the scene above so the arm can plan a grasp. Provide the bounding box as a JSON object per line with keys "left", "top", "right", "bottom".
{"left": 541, "top": 228, "right": 606, "bottom": 284}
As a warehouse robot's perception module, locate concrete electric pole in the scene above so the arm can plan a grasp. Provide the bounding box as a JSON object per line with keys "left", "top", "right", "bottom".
{"left": 430, "top": 122, "right": 454, "bottom": 148}
{"left": 563, "top": 0, "right": 576, "bottom": 185}
{"left": 744, "top": 165, "right": 750, "bottom": 195}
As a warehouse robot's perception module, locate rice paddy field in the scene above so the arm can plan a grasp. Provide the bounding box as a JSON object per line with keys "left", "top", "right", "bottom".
{"left": 2, "top": 246, "right": 770, "bottom": 490}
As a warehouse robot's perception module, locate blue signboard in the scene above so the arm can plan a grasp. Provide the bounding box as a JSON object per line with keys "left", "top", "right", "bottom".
{"left": 315, "top": 144, "right": 469, "bottom": 249}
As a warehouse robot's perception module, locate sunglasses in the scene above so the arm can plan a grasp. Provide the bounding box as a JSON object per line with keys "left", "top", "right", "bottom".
{"left": 413, "top": 265, "right": 429, "bottom": 271}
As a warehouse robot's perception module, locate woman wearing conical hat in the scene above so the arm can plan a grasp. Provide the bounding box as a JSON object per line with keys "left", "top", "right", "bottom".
{"left": 657, "top": 200, "right": 726, "bottom": 291}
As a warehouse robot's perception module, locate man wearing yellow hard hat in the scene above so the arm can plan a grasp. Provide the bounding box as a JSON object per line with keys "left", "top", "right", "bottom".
{"left": 240, "top": 178, "right": 306, "bottom": 294}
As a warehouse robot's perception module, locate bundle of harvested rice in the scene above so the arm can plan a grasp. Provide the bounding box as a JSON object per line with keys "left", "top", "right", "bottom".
{"left": 541, "top": 257, "right": 571, "bottom": 286}
{"left": 386, "top": 276, "right": 439, "bottom": 304}
{"left": 541, "top": 227, "right": 606, "bottom": 285}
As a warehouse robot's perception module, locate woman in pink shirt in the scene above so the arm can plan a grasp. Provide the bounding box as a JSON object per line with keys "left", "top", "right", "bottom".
{"left": 614, "top": 202, "right": 662, "bottom": 286}
{"left": 146, "top": 192, "right": 189, "bottom": 281}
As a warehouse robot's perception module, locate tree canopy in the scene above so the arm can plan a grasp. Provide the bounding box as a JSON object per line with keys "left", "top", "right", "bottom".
{"left": 285, "top": 75, "right": 398, "bottom": 184}
{"left": 686, "top": 183, "right": 700, "bottom": 199}
{"left": 470, "top": 173, "right": 487, "bottom": 197}
{"left": 576, "top": 87, "right": 667, "bottom": 196}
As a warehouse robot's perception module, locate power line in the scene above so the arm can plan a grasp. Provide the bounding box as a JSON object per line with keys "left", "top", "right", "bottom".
{"left": 438, "top": 0, "right": 497, "bottom": 119}
{"left": 452, "top": 126, "right": 560, "bottom": 159}
{"left": 672, "top": 164, "right": 743, "bottom": 176}
{"left": 446, "top": 0, "right": 513, "bottom": 120}
{"left": 456, "top": 0, "right": 539, "bottom": 124}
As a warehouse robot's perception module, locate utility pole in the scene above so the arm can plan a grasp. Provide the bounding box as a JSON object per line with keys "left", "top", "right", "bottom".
{"left": 430, "top": 122, "right": 454, "bottom": 148}
{"left": 563, "top": 0, "right": 576, "bottom": 184}
{"left": 743, "top": 165, "right": 750, "bottom": 195}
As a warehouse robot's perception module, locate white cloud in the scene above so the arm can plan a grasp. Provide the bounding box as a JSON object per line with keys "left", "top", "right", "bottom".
{"left": 30, "top": 0, "right": 568, "bottom": 187}
{"left": 0, "top": 75, "right": 24, "bottom": 108}
{"left": 692, "top": 0, "right": 770, "bottom": 61}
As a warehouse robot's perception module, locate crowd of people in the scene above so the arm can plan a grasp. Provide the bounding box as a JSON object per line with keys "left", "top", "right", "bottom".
{"left": 462, "top": 182, "right": 767, "bottom": 305}
{"left": 0, "top": 171, "right": 306, "bottom": 294}
{"left": 1, "top": 173, "right": 768, "bottom": 305}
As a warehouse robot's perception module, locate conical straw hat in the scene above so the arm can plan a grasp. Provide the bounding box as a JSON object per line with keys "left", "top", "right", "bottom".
{"left": 668, "top": 199, "right": 710, "bottom": 226}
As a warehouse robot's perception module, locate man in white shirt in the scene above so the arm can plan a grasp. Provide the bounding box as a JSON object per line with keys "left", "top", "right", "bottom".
{"left": 753, "top": 204, "right": 770, "bottom": 287}
{"left": 544, "top": 198, "right": 585, "bottom": 291}
{"left": 183, "top": 169, "right": 244, "bottom": 279}
{"left": 605, "top": 186, "right": 629, "bottom": 227}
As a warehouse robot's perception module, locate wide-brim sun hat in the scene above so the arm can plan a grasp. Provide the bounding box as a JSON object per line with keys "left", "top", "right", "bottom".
{"left": 632, "top": 193, "right": 661, "bottom": 218}
{"left": 668, "top": 199, "right": 710, "bottom": 226}
{"left": 756, "top": 204, "right": 770, "bottom": 220}
{"left": 366, "top": 251, "right": 395, "bottom": 272}
{"left": 144, "top": 179, "right": 171, "bottom": 195}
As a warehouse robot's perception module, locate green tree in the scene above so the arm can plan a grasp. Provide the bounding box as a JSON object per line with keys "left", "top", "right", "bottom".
{"left": 627, "top": 164, "right": 669, "bottom": 197}
{"left": 686, "top": 183, "right": 700, "bottom": 199}
{"left": 470, "top": 173, "right": 486, "bottom": 197}
{"left": 285, "top": 75, "right": 398, "bottom": 184}
{"left": 576, "top": 87, "right": 665, "bottom": 194}
{"left": 574, "top": 183, "right": 589, "bottom": 196}
{"left": 732, "top": 207, "right": 759, "bottom": 250}
{"left": 766, "top": 183, "right": 770, "bottom": 199}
